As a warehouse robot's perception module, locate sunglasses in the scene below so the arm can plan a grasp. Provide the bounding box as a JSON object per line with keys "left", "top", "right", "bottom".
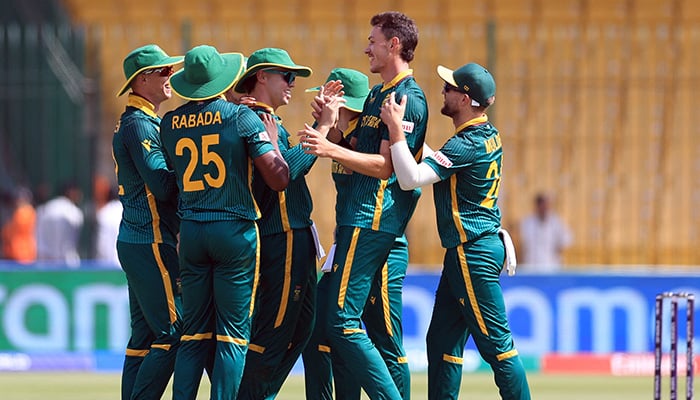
{"left": 143, "top": 66, "right": 174, "bottom": 77}
{"left": 443, "top": 82, "right": 466, "bottom": 94}
{"left": 265, "top": 69, "right": 297, "bottom": 85}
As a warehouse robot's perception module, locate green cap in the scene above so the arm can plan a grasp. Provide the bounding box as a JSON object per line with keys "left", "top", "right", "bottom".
{"left": 170, "top": 45, "right": 246, "bottom": 101}
{"left": 305, "top": 68, "right": 370, "bottom": 113}
{"left": 437, "top": 63, "right": 496, "bottom": 107}
{"left": 234, "top": 47, "right": 312, "bottom": 93}
{"left": 116, "top": 44, "right": 183, "bottom": 97}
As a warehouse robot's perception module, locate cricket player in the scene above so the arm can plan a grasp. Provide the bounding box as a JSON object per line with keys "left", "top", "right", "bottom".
{"left": 380, "top": 62, "right": 531, "bottom": 400}
{"left": 160, "top": 45, "right": 290, "bottom": 400}
{"left": 299, "top": 11, "right": 428, "bottom": 398}
{"left": 112, "top": 44, "right": 183, "bottom": 400}
{"left": 232, "top": 48, "right": 342, "bottom": 400}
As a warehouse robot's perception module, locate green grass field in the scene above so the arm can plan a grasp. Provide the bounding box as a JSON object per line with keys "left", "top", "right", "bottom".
{"left": 0, "top": 371, "right": 685, "bottom": 399}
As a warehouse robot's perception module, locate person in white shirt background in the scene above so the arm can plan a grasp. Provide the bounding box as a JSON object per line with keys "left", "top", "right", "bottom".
{"left": 518, "top": 192, "right": 573, "bottom": 272}
{"left": 95, "top": 186, "right": 122, "bottom": 266}
{"left": 35, "top": 181, "right": 84, "bottom": 268}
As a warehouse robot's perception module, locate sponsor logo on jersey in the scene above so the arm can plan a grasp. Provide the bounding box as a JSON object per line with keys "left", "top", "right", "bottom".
{"left": 360, "top": 115, "right": 381, "bottom": 129}
{"left": 401, "top": 121, "right": 414, "bottom": 133}
{"left": 259, "top": 131, "right": 271, "bottom": 142}
{"left": 141, "top": 139, "right": 152, "bottom": 152}
{"left": 429, "top": 150, "right": 453, "bottom": 168}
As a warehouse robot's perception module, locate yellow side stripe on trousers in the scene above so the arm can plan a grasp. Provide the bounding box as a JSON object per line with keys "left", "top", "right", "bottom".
{"left": 216, "top": 335, "right": 247, "bottom": 345}
{"left": 274, "top": 230, "right": 293, "bottom": 328}
{"left": 443, "top": 354, "right": 463, "bottom": 364}
{"left": 250, "top": 223, "right": 261, "bottom": 317}
{"left": 249, "top": 344, "right": 265, "bottom": 354}
{"left": 318, "top": 345, "right": 331, "bottom": 353}
{"left": 125, "top": 349, "right": 149, "bottom": 357}
{"left": 381, "top": 261, "right": 393, "bottom": 336}
{"left": 342, "top": 328, "right": 366, "bottom": 335}
{"left": 496, "top": 349, "right": 519, "bottom": 361}
{"left": 338, "top": 227, "right": 361, "bottom": 309}
{"left": 457, "top": 245, "right": 488, "bottom": 336}
{"left": 181, "top": 332, "right": 213, "bottom": 341}
{"left": 151, "top": 242, "right": 177, "bottom": 324}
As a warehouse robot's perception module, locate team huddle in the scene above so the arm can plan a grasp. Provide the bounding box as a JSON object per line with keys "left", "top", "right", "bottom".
{"left": 112, "top": 10, "right": 530, "bottom": 400}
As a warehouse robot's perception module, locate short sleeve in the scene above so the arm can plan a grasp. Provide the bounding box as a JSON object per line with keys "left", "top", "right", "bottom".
{"left": 236, "top": 106, "right": 276, "bottom": 159}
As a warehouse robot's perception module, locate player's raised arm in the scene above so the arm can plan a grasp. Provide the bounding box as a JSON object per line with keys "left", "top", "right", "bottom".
{"left": 381, "top": 91, "right": 440, "bottom": 190}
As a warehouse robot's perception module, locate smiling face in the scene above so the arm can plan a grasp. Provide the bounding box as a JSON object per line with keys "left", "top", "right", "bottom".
{"left": 364, "top": 26, "right": 393, "bottom": 74}
{"left": 133, "top": 66, "right": 175, "bottom": 106}
{"left": 261, "top": 69, "right": 296, "bottom": 109}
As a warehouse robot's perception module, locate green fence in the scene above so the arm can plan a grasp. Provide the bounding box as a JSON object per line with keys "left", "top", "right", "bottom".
{"left": 0, "top": 21, "right": 98, "bottom": 201}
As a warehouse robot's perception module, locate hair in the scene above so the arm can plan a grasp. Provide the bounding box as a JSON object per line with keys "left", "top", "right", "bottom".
{"left": 370, "top": 11, "right": 418, "bottom": 63}
{"left": 238, "top": 75, "right": 258, "bottom": 94}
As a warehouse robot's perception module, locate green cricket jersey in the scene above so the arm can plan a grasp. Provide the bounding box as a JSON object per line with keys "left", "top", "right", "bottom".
{"left": 112, "top": 94, "right": 179, "bottom": 246}
{"left": 338, "top": 70, "right": 427, "bottom": 236}
{"left": 250, "top": 103, "right": 316, "bottom": 235}
{"left": 422, "top": 115, "right": 502, "bottom": 249}
{"left": 331, "top": 118, "right": 358, "bottom": 225}
{"left": 159, "top": 97, "right": 276, "bottom": 222}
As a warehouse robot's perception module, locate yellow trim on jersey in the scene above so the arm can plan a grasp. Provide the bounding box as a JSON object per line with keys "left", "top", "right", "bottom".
{"left": 181, "top": 332, "right": 213, "bottom": 341}
{"left": 397, "top": 356, "right": 409, "bottom": 364}
{"left": 251, "top": 101, "right": 275, "bottom": 114}
{"left": 443, "top": 354, "right": 463, "bottom": 364}
{"left": 318, "top": 345, "right": 331, "bottom": 353}
{"left": 274, "top": 230, "right": 294, "bottom": 328}
{"left": 125, "top": 348, "right": 149, "bottom": 357}
{"left": 372, "top": 179, "right": 388, "bottom": 230}
{"left": 381, "top": 69, "right": 413, "bottom": 92}
{"left": 343, "top": 328, "right": 366, "bottom": 335}
{"left": 127, "top": 94, "right": 158, "bottom": 118}
{"left": 216, "top": 335, "right": 248, "bottom": 345}
{"left": 458, "top": 245, "right": 488, "bottom": 335}
{"left": 151, "top": 243, "right": 177, "bottom": 324}
{"left": 145, "top": 186, "right": 163, "bottom": 243}
{"left": 249, "top": 344, "right": 265, "bottom": 354}
{"left": 151, "top": 344, "right": 172, "bottom": 351}
{"left": 453, "top": 115, "right": 488, "bottom": 134}
{"left": 250, "top": 223, "right": 261, "bottom": 316}
{"left": 338, "top": 227, "right": 361, "bottom": 309}
{"left": 248, "top": 158, "right": 261, "bottom": 219}
{"left": 279, "top": 191, "right": 291, "bottom": 232}
{"left": 497, "top": 349, "right": 519, "bottom": 361}
{"left": 450, "top": 175, "right": 468, "bottom": 244}
{"left": 381, "top": 262, "right": 393, "bottom": 337}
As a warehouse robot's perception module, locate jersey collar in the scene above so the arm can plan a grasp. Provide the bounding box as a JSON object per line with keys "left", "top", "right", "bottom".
{"left": 127, "top": 94, "right": 158, "bottom": 118}
{"left": 381, "top": 69, "right": 413, "bottom": 92}
{"left": 250, "top": 101, "right": 282, "bottom": 123}
{"left": 454, "top": 115, "right": 488, "bottom": 134}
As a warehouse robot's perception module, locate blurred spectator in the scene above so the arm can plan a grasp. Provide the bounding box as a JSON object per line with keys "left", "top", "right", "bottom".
{"left": 519, "top": 192, "right": 573, "bottom": 272}
{"left": 35, "top": 182, "right": 84, "bottom": 267}
{"left": 1, "top": 187, "right": 37, "bottom": 263}
{"left": 95, "top": 186, "right": 122, "bottom": 266}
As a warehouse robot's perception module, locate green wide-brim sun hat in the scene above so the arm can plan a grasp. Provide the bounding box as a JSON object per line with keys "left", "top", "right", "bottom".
{"left": 170, "top": 45, "right": 246, "bottom": 101}
{"left": 234, "top": 47, "right": 312, "bottom": 93}
{"left": 116, "top": 44, "right": 184, "bottom": 97}
{"left": 306, "top": 68, "right": 370, "bottom": 113}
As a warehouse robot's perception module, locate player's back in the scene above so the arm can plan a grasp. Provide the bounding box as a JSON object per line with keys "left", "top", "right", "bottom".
{"left": 161, "top": 98, "right": 261, "bottom": 222}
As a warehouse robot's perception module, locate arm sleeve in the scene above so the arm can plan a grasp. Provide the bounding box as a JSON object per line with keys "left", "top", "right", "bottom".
{"left": 281, "top": 142, "right": 317, "bottom": 180}
{"left": 237, "top": 107, "right": 276, "bottom": 158}
{"left": 123, "top": 121, "right": 177, "bottom": 201}
{"left": 389, "top": 140, "right": 440, "bottom": 190}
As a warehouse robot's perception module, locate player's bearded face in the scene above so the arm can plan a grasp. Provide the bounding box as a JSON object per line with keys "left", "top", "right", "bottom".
{"left": 440, "top": 90, "right": 460, "bottom": 117}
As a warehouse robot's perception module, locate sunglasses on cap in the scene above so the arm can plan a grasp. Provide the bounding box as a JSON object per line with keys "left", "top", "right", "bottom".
{"left": 143, "top": 66, "right": 174, "bottom": 77}
{"left": 265, "top": 69, "right": 297, "bottom": 85}
{"left": 443, "top": 82, "right": 466, "bottom": 94}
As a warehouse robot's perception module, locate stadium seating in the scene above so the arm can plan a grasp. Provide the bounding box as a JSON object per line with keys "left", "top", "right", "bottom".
{"left": 58, "top": 0, "right": 700, "bottom": 266}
